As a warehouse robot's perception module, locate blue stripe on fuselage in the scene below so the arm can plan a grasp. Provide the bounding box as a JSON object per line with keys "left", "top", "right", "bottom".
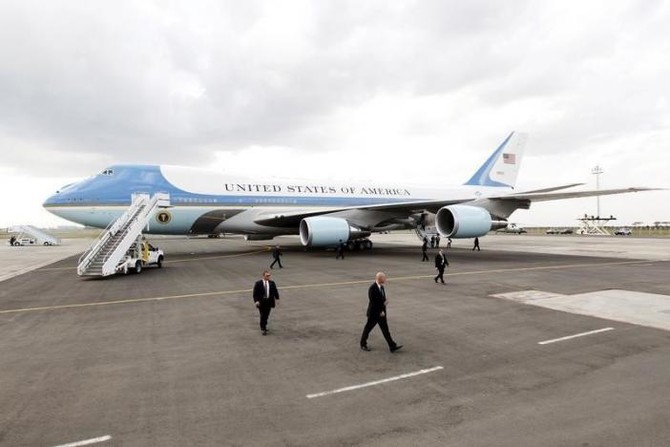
{"left": 43, "top": 165, "right": 420, "bottom": 209}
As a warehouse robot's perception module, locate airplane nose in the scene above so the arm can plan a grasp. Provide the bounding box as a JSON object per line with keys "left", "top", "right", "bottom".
{"left": 43, "top": 193, "right": 57, "bottom": 207}
{"left": 43, "top": 189, "right": 68, "bottom": 207}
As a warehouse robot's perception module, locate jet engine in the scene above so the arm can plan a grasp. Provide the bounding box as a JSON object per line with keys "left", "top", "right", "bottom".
{"left": 435, "top": 205, "right": 507, "bottom": 238}
{"left": 299, "top": 216, "right": 370, "bottom": 247}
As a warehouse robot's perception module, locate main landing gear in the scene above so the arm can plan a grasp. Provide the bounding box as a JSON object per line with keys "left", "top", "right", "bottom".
{"left": 347, "top": 239, "right": 373, "bottom": 251}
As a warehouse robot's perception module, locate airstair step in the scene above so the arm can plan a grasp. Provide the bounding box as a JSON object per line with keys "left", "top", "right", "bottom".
{"left": 77, "top": 192, "right": 169, "bottom": 277}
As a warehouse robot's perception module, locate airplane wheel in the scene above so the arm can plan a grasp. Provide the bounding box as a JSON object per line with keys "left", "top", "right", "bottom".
{"left": 365, "top": 240, "right": 373, "bottom": 250}
{"left": 134, "top": 261, "right": 143, "bottom": 274}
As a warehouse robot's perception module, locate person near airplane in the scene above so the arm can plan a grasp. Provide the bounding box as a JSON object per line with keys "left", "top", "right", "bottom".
{"left": 252, "top": 270, "right": 280, "bottom": 335}
{"left": 360, "top": 272, "right": 403, "bottom": 353}
{"left": 270, "top": 245, "right": 283, "bottom": 269}
{"left": 336, "top": 240, "right": 345, "bottom": 259}
{"left": 434, "top": 249, "right": 449, "bottom": 284}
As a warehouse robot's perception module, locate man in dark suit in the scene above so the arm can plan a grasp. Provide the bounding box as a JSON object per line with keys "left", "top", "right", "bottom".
{"left": 336, "top": 240, "right": 345, "bottom": 259}
{"left": 434, "top": 249, "right": 449, "bottom": 284}
{"left": 252, "top": 270, "right": 280, "bottom": 335}
{"left": 360, "top": 272, "right": 402, "bottom": 353}
{"left": 421, "top": 237, "right": 429, "bottom": 261}
{"left": 270, "top": 245, "right": 283, "bottom": 269}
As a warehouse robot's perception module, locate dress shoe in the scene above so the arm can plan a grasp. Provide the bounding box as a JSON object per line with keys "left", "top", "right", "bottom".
{"left": 360, "top": 345, "right": 371, "bottom": 351}
{"left": 434, "top": 278, "right": 438, "bottom": 283}
{"left": 262, "top": 330, "right": 268, "bottom": 335}
{"left": 390, "top": 345, "right": 403, "bottom": 353}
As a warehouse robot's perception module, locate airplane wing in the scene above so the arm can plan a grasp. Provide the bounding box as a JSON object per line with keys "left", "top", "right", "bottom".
{"left": 253, "top": 198, "right": 472, "bottom": 227}
{"left": 514, "top": 183, "right": 585, "bottom": 194}
{"left": 254, "top": 186, "right": 663, "bottom": 227}
{"left": 491, "top": 187, "right": 663, "bottom": 202}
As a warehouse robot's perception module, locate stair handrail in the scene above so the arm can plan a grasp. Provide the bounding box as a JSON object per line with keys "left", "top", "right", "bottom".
{"left": 77, "top": 194, "right": 150, "bottom": 275}
{"left": 17, "top": 225, "right": 61, "bottom": 245}
{"left": 99, "top": 193, "right": 169, "bottom": 275}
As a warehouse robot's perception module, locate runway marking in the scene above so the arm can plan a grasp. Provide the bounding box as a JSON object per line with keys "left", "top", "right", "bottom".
{"left": 0, "top": 288, "right": 251, "bottom": 315}
{"left": 38, "top": 248, "right": 268, "bottom": 271}
{"left": 306, "top": 366, "right": 444, "bottom": 399}
{"left": 0, "top": 259, "right": 656, "bottom": 315}
{"left": 52, "top": 435, "right": 111, "bottom": 447}
{"left": 538, "top": 327, "right": 614, "bottom": 345}
{"left": 164, "top": 248, "right": 269, "bottom": 264}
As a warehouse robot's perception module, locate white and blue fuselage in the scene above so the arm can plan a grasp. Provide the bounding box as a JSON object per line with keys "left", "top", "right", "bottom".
{"left": 43, "top": 163, "right": 506, "bottom": 236}
{"left": 46, "top": 132, "right": 650, "bottom": 245}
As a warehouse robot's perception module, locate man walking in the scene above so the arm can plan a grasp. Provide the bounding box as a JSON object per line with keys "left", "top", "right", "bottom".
{"left": 336, "top": 240, "right": 346, "bottom": 259}
{"left": 360, "top": 272, "right": 402, "bottom": 353}
{"left": 434, "top": 249, "right": 449, "bottom": 284}
{"left": 421, "top": 237, "right": 429, "bottom": 262}
{"left": 252, "top": 270, "right": 280, "bottom": 335}
{"left": 472, "top": 237, "right": 480, "bottom": 251}
{"left": 270, "top": 245, "right": 283, "bottom": 268}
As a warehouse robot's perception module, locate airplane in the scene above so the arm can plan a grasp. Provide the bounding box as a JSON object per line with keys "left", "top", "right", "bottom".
{"left": 43, "top": 132, "right": 658, "bottom": 249}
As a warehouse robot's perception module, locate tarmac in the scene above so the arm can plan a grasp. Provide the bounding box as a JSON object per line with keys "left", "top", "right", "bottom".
{"left": 0, "top": 233, "right": 669, "bottom": 446}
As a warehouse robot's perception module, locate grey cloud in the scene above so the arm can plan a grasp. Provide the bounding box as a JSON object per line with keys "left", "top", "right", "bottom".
{"left": 0, "top": 0, "right": 668, "bottom": 176}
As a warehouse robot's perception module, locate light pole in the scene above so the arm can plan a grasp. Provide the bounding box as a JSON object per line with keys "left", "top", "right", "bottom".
{"left": 591, "top": 165, "right": 603, "bottom": 219}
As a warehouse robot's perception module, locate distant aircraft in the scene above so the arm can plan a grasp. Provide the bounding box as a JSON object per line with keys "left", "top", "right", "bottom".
{"left": 43, "top": 132, "right": 657, "bottom": 248}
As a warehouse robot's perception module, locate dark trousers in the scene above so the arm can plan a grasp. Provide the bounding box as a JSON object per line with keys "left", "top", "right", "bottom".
{"left": 258, "top": 303, "right": 272, "bottom": 330}
{"left": 435, "top": 267, "right": 445, "bottom": 283}
{"left": 421, "top": 250, "right": 429, "bottom": 261}
{"left": 336, "top": 249, "right": 344, "bottom": 259}
{"left": 270, "top": 257, "right": 283, "bottom": 268}
{"left": 360, "top": 315, "right": 397, "bottom": 349}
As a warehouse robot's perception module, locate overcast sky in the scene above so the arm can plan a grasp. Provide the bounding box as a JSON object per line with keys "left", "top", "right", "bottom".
{"left": 1, "top": 0, "right": 668, "bottom": 228}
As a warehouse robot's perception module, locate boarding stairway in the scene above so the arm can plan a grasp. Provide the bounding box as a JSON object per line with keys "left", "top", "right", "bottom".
{"left": 77, "top": 193, "right": 170, "bottom": 277}
{"left": 10, "top": 225, "right": 60, "bottom": 246}
{"left": 577, "top": 216, "right": 615, "bottom": 235}
{"left": 414, "top": 225, "right": 439, "bottom": 243}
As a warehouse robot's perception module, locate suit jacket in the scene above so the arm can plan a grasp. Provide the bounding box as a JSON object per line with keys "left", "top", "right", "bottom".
{"left": 366, "top": 283, "right": 387, "bottom": 318}
{"left": 253, "top": 279, "right": 280, "bottom": 308}
{"left": 272, "top": 247, "right": 282, "bottom": 258}
{"left": 435, "top": 253, "right": 449, "bottom": 269}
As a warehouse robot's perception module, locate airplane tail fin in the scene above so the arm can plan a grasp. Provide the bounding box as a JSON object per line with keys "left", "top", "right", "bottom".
{"left": 464, "top": 132, "right": 527, "bottom": 189}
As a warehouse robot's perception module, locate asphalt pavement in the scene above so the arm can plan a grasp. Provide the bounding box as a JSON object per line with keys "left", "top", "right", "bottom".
{"left": 0, "top": 235, "right": 668, "bottom": 446}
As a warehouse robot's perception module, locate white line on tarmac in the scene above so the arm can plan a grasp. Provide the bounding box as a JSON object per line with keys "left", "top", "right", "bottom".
{"left": 52, "top": 435, "right": 111, "bottom": 447}
{"left": 538, "top": 327, "right": 614, "bottom": 345}
{"left": 306, "top": 366, "right": 444, "bottom": 399}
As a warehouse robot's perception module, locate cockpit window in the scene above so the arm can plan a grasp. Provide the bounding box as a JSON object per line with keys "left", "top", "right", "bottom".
{"left": 100, "top": 168, "right": 114, "bottom": 176}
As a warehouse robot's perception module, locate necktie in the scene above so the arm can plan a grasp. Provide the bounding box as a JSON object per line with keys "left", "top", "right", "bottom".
{"left": 380, "top": 285, "right": 385, "bottom": 297}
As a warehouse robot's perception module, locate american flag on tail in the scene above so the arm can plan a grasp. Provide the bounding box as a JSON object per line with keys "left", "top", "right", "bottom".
{"left": 502, "top": 153, "right": 516, "bottom": 164}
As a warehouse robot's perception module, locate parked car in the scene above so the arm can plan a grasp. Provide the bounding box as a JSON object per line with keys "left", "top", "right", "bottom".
{"left": 545, "top": 228, "right": 560, "bottom": 234}
{"left": 614, "top": 227, "right": 632, "bottom": 236}
{"left": 497, "top": 224, "right": 527, "bottom": 234}
{"left": 560, "top": 228, "right": 574, "bottom": 234}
